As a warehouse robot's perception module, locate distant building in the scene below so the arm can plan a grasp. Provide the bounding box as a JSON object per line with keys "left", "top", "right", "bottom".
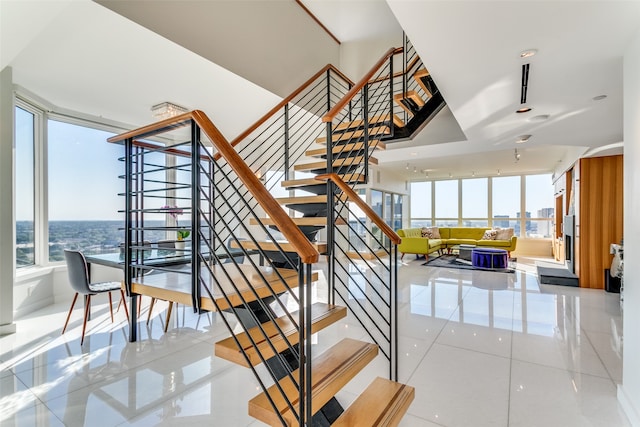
{"left": 493, "top": 215, "right": 509, "bottom": 228}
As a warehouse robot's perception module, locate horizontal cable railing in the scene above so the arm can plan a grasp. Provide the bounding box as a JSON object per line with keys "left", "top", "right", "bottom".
{"left": 316, "top": 173, "right": 401, "bottom": 380}
{"left": 109, "top": 110, "right": 322, "bottom": 425}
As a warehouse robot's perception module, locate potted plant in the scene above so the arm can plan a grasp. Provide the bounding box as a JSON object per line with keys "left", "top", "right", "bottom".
{"left": 162, "top": 205, "right": 190, "bottom": 250}
{"left": 176, "top": 228, "right": 190, "bottom": 250}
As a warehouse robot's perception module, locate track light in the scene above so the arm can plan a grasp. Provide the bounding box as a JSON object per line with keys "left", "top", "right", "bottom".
{"left": 515, "top": 149, "right": 521, "bottom": 162}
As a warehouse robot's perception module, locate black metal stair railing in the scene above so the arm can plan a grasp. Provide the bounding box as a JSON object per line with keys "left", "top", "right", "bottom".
{"left": 211, "top": 66, "right": 354, "bottom": 252}
{"left": 320, "top": 48, "right": 405, "bottom": 382}
{"left": 316, "top": 173, "right": 401, "bottom": 382}
{"left": 110, "top": 112, "right": 321, "bottom": 427}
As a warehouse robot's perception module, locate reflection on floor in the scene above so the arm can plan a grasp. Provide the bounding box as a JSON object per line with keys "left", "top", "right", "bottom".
{"left": 0, "top": 256, "right": 628, "bottom": 426}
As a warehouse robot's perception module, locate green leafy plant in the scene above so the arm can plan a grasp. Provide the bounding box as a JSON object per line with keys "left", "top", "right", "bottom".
{"left": 162, "top": 205, "right": 190, "bottom": 241}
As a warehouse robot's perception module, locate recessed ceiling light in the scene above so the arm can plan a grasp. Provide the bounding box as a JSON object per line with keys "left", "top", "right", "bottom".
{"left": 516, "top": 107, "right": 532, "bottom": 113}
{"left": 520, "top": 49, "right": 538, "bottom": 59}
{"left": 516, "top": 135, "right": 532, "bottom": 144}
{"left": 410, "top": 152, "right": 418, "bottom": 156}
{"left": 529, "top": 114, "right": 550, "bottom": 122}
{"left": 592, "top": 95, "right": 607, "bottom": 101}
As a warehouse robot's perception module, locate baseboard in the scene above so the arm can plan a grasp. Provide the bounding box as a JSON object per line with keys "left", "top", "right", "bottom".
{"left": 0, "top": 323, "right": 17, "bottom": 335}
{"left": 14, "top": 297, "right": 54, "bottom": 319}
{"left": 618, "top": 384, "right": 640, "bottom": 426}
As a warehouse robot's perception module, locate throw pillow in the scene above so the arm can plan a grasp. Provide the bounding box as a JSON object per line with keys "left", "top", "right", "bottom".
{"left": 420, "top": 227, "right": 441, "bottom": 239}
{"left": 429, "top": 227, "right": 441, "bottom": 239}
{"left": 495, "top": 228, "right": 514, "bottom": 240}
{"left": 481, "top": 229, "right": 497, "bottom": 240}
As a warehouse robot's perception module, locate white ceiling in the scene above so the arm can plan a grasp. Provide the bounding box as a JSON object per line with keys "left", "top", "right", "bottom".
{"left": 299, "top": 0, "right": 639, "bottom": 181}
{"left": 3, "top": 0, "right": 638, "bottom": 182}
{"left": 1, "top": 0, "right": 282, "bottom": 138}
{"left": 383, "top": 0, "right": 639, "bottom": 180}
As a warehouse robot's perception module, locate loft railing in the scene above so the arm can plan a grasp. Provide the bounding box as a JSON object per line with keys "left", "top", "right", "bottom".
{"left": 108, "top": 110, "right": 319, "bottom": 426}
{"left": 320, "top": 44, "right": 431, "bottom": 381}
{"left": 315, "top": 173, "right": 401, "bottom": 380}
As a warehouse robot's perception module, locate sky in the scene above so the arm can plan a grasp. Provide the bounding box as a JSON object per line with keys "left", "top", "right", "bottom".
{"left": 16, "top": 111, "right": 124, "bottom": 221}
{"left": 411, "top": 174, "right": 554, "bottom": 219}
{"left": 47, "top": 120, "right": 123, "bottom": 220}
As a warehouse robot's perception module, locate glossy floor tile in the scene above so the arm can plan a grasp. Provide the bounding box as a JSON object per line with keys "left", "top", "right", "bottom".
{"left": 0, "top": 255, "right": 628, "bottom": 426}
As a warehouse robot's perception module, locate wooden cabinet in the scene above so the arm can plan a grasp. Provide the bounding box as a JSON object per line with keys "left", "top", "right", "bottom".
{"left": 575, "top": 155, "right": 624, "bottom": 289}
{"left": 554, "top": 154, "right": 623, "bottom": 289}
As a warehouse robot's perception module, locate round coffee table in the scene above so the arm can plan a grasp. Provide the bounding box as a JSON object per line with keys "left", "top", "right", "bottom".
{"left": 471, "top": 248, "right": 509, "bottom": 269}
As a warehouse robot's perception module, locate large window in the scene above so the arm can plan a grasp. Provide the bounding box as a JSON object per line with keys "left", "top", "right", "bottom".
{"left": 410, "top": 181, "right": 431, "bottom": 227}
{"left": 370, "top": 189, "right": 403, "bottom": 248}
{"left": 410, "top": 174, "right": 554, "bottom": 238}
{"left": 525, "top": 174, "right": 554, "bottom": 237}
{"left": 48, "top": 120, "right": 123, "bottom": 261}
{"left": 492, "top": 176, "right": 520, "bottom": 231}
{"left": 15, "top": 106, "right": 36, "bottom": 267}
{"left": 462, "top": 178, "right": 488, "bottom": 227}
{"left": 435, "top": 180, "right": 458, "bottom": 226}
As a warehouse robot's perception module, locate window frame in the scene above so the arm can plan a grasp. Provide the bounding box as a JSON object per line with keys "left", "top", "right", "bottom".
{"left": 410, "top": 174, "right": 554, "bottom": 238}
{"left": 14, "top": 98, "right": 45, "bottom": 268}
{"left": 13, "top": 88, "right": 138, "bottom": 269}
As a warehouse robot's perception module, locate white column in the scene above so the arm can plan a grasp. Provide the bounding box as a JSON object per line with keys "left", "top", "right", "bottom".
{"left": 0, "top": 67, "right": 16, "bottom": 335}
{"left": 619, "top": 26, "right": 640, "bottom": 426}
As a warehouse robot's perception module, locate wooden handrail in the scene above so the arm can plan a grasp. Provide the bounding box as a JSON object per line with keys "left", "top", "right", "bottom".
{"left": 294, "top": 0, "right": 341, "bottom": 45}
{"left": 323, "top": 47, "right": 402, "bottom": 123}
{"left": 368, "top": 54, "right": 421, "bottom": 85}
{"left": 229, "top": 64, "right": 353, "bottom": 148}
{"left": 315, "top": 173, "right": 401, "bottom": 245}
{"left": 107, "top": 112, "right": 193, "bottom": 144}
{"left": 129, "top": 139, "right": 212, "bottom": 162}
{"left": 109, "top": 110, "right": 320, "bottom": 264}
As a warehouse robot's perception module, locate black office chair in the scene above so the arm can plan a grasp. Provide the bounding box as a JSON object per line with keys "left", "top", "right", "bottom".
{"left": 62, "top": 250, "right": 129, "bottom": 345}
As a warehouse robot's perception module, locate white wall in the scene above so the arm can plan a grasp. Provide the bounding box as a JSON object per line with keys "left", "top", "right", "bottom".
{"left": 339, "top": 36, "right": 403, "bottom": 81}
{"left": 0, "top": 67, "right": 16, "bottom": 334}
{"left": 618, "top": 27, "right": 640, "bottom": 426}
{"left": 366, "top": 165, "right": 409, "bottom": 195}
{"left": 96, "top": 0, "right": 341, "bottom": 99}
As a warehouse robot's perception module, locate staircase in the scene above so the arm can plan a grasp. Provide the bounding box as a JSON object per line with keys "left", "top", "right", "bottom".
{"left": 111, "top": 34, "right": 443, "bottom": 426}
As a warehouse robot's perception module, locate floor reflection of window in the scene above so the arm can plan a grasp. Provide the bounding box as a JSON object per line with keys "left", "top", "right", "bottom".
{"left": 410, "top": 284, "right": 432, "bottom": 316}
{"left": 523, "top": 293, "right": 557, "bottom": 336}
{"left": 434, "top": 282, "right": 460, "bottom": 319}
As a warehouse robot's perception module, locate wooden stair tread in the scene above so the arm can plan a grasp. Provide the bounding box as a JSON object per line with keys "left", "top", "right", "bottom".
{"left": 230, "top": 240, "right": 328, "bottom": 254}
{"left": 249, "top": 217, "right": 346, "bottom": 226}
{"left": 413, "top": 68, "right": 430, "bottom": 79}
{"left": 413, "top": 68, "right": 433, "bottom": 97}
{"left": 394, "top": 91, "right": 426, "bottom": 107}
{"left": 131, "top": 265, "right": 315, "bottom": 312}
{"left": 334, "top": 113, "right": 402, "bottom": 131}
{"left": 315, "top": 126, "right": 390, "bottom": 144}
{"left": 215, "top": 302, "right": 347, "bottom": 367}
{"left": 281, "top": 174, "right": 364, "bottom": 188}
{"left": 275, "top": 194, "right": 328, "bottom": 204}
{"left": 248, "top": 338, "right": 378, "bottom": 427}
{"left": 294, "top": 156, "right": 378, "bottom": 172}
{"left": 332, "top": 377, "right": 415, "bottom": 427}
{"left": 305, "top": 140, "right": 385, "bottom": 158}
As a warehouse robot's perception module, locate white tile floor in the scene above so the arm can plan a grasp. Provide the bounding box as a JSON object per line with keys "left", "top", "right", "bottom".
{"left": 0, "top": 256, "right": 628, "bottom": 426}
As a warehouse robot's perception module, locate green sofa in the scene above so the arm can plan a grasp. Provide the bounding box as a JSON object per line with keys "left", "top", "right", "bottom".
{"left": 396, "top": 227, "right": 518, "bottom": 260}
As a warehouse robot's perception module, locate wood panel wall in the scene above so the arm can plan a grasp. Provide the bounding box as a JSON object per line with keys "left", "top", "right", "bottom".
{"left": 577, "top": 155, "right": 623, "bottom": 289}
